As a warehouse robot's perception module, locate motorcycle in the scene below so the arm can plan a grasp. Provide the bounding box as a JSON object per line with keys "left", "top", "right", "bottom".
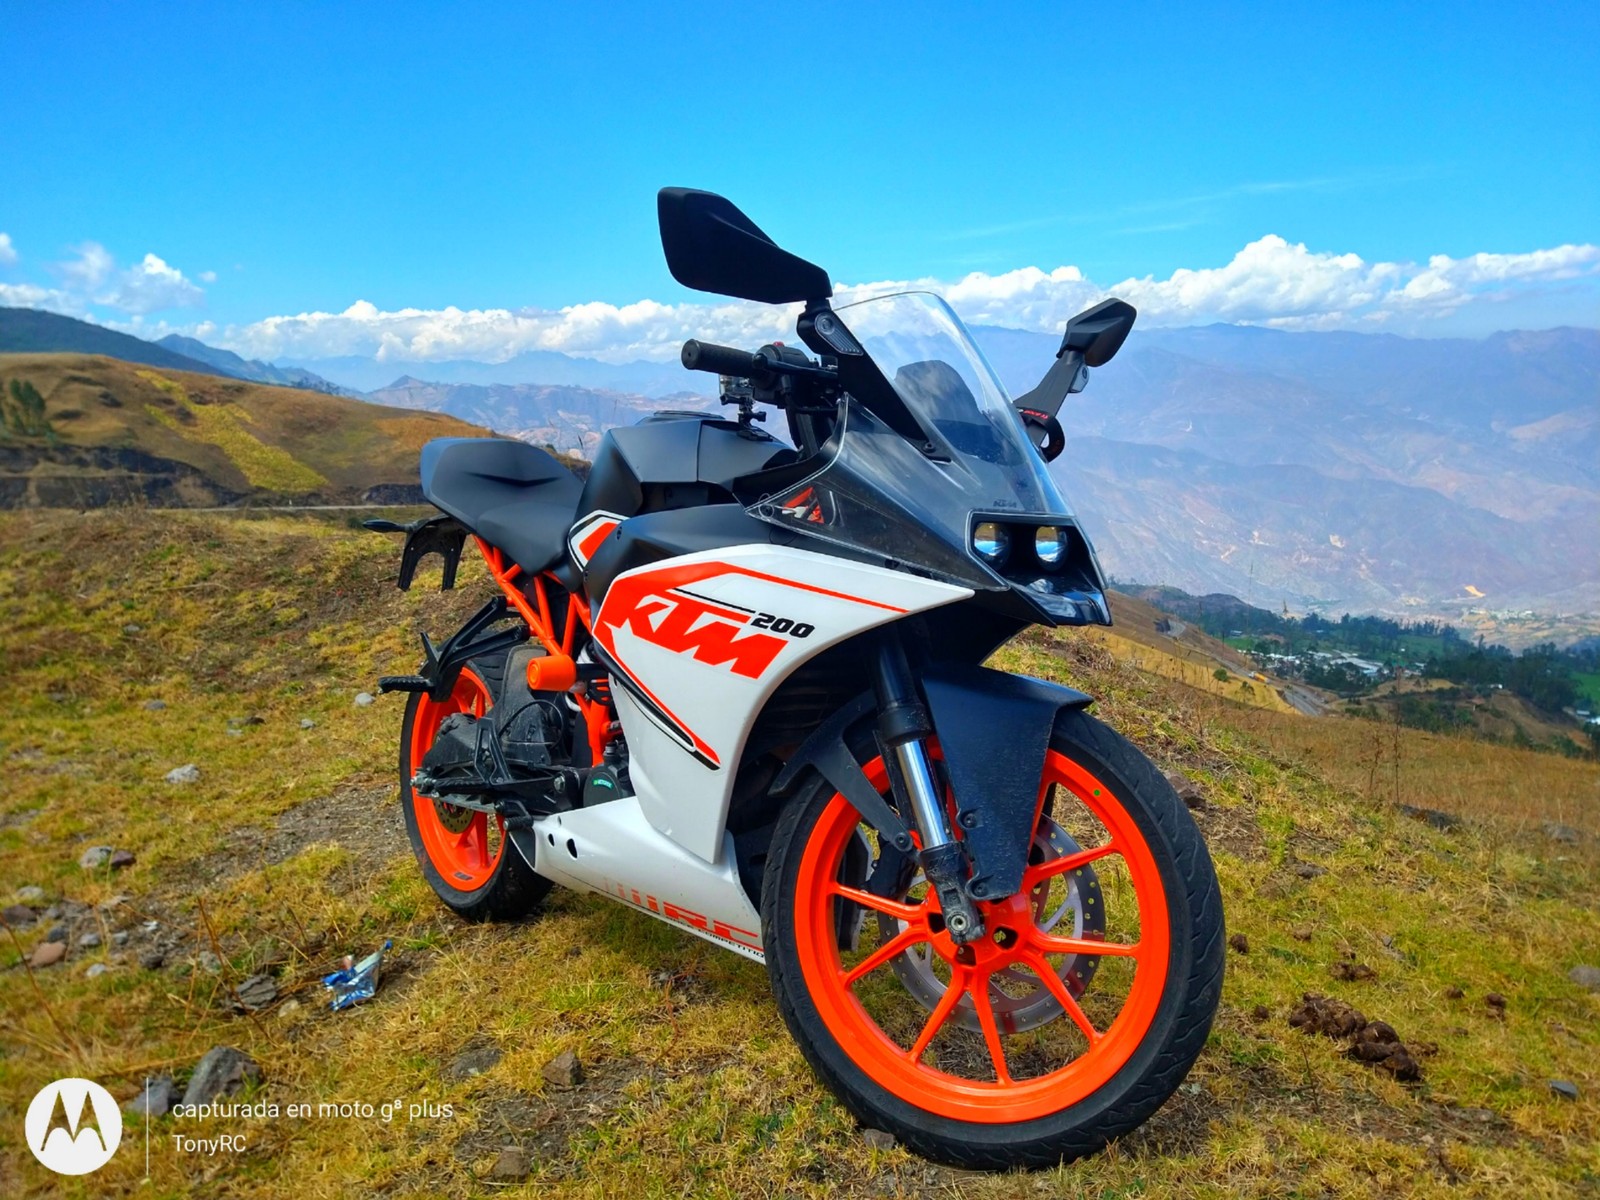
{"left": 366, "top": 189, "right": 1223, "bottom": 1169}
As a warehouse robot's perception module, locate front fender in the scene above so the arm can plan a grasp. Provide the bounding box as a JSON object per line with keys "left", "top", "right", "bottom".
{"left": 921, "top": 663, "right": 1092, "bottom": 901}
{"left": 774, "top": 663, "right": 1092, "bottom": 901}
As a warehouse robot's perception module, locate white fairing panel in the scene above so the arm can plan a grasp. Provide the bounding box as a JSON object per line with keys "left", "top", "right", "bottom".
{"left": 528, "top": 797, "right": 766, "bottom": 961}
{"left": 592, "top": 543, "right": 972, "bottom": 861}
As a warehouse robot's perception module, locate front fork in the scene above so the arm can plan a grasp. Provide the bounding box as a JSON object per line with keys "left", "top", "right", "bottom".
{"left": 872, "top": 631, "right": 986, "bottom": 945}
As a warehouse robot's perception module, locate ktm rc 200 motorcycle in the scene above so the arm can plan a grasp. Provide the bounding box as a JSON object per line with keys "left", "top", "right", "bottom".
{"left": 366, "top": 190, "right": 1223, "bottom": 1169}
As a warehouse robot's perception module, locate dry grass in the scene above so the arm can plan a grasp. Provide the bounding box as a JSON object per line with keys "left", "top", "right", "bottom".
{"left": 1, "top": 509, "right": 1597, "bottom": 1198}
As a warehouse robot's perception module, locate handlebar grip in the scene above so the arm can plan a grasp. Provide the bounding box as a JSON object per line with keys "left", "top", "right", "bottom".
{"left": 681, "top": 339, "right": 761, "bottom": 376}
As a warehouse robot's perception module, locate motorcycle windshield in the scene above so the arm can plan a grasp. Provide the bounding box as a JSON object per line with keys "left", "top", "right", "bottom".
{"left": 740, "top": 291, "right": 1076, "bottom": 591}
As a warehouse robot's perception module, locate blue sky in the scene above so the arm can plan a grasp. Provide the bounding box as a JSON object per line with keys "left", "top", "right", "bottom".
{"left": 1, "top": 2, "right": 1596, "bottom": 361}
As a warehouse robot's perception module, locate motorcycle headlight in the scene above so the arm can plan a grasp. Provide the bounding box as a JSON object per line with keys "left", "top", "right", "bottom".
{"left": 973, "top": 521, "right": 1011, "bottom": 564}
{"left": 1035, "top": 525, "right": 1069, "bottom": 568}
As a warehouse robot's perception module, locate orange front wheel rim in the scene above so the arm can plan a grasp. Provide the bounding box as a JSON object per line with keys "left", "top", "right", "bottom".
{"left": 409, "top": 668, "right": 506, "bottom": 890}
{"left": 792, "top": 751, "right": 1171, "bottom": 1124}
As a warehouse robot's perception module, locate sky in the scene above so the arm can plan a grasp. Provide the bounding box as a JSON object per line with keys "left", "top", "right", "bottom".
{"left": 1, "top": 2, "right": 1596, "bottom": 364}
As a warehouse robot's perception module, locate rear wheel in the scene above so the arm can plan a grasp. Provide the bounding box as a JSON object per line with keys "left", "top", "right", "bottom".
{"left": 761, "top": 709, "right": 1223, "bottom": 1169}
{"left": 399, "top": 658, "right": 551, "bottom": 921}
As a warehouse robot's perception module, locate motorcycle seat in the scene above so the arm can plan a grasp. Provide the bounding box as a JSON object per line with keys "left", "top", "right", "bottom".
{"left": 419, "top": 438, "right": 585, "bottom": 575}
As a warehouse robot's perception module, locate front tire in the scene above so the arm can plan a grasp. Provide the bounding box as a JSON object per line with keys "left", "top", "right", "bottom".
{"left": 399, "top": 658, "right": 551, "bottom": 922}
{"left": 760, "top": 708, "right": 1224, "bottom": 1169}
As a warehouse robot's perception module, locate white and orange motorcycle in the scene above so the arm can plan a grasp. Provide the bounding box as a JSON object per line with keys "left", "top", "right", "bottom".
{"left": 367, "top": 189, "right": 1223, "bottom": 1168}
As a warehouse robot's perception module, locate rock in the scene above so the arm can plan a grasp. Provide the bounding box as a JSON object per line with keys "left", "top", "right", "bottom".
{"left": 43, "top": 904, "right": 63, "bottom": 920}
{"left": 1567, "top": 965, "right": 1600, "bottom": 992}
{"left": 1549, "top": 1080, "right": 1579, "bottom": 1101}
{"left": 300, "top": 718, "right": 317, "bottom": 730}
{"left": 1291, "top": 862, "right": 1328, "bottom": 879}
{"left": 447, "top": 1044, "right": 504, "bottom": 1081}
{"left": 227, "top": 715, "right": 265, "bottom": 728}
{"left": 78, "top": 845, "right": 115, "bottom": 869}
{"left": 1397, "top": 804, "right": 1462, "bottom": 831}
{"left": 1542, "top": 821, "right": 1581, "bottom": 844}
{"left": 488, "top": 1147, "right": 531, "bottom": 1181}
{"left": 143, "top": 699, "right": 167, "bottom": 711}
{"left": 138, "top": 950, "right": 166, "bottom": 970}
{"left": 16, "top": 886, "right": 45, "bottom": 903}
{"left": 122, "top": 622, "right": 142, "bottom": 634}
{"left": 125, "top": 1076, "right": 178, "bottom": 1117}
{"left": 1250, "top": 1004, "right": 1272, "bottom": 1022}
{"left": 30, "top": 941, "right": 68, "bottom": 967}
{"left": 234, "top": 974, "right": 278, "bottom": 1011}
{"left": 2, "top": 904, "right": 38, "bottom": 926}
{"left": 354, "top": 692, "right": 375, "bottom": 707}
{"left": 166, "top": 764, "right": 200, "bottom": 785}
{"left": 227, "top": 728, "right": 243, "bottom": 738}
{"left": 85, "top": 963, "right": 108, "bottom": 979}
{"left": 78, "top": 932, "right": 102, "bottom": 949}
{"left": 277, "top": 999, "right": 302, "bottom": 1020}
{"left": 46, "top": 924, "right": 67, "bottom": 943}
{"left": 181, "top": 1047, "right": 262, "bottom": 1106}
{"left": 541, "top": 1049, "right": 583, "bottom": 1088}
{"left": 197, "top": 950, "right": 223, "bottom": 974}
{"left": 1163, "top": 770, "right": 1205, "bottom": 809}
{"left": 1228, "top": 933, "right": 1250, "bottom": 954}
{"left": 112, "top": 931, "right": 129, "bottom": 946}
{"left": 862, "top": 1128, "right": 897, "bottom": 1150}
{"left": 109, "top": 849, "right": 135, "bottom": 870}
{"left": 1330, "top": 960, "right": 1377, "bottom": 982}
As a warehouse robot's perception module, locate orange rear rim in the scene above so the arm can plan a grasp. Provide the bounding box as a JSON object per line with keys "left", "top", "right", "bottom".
{"left": 792, "top": 751, "right": 1170, "bottom": 1124}
{"left": 409, "top": 668, "right": 506, "bottom": 890}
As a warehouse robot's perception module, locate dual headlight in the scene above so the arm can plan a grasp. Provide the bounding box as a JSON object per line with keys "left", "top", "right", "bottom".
{"left": 972, "top": 521, "right": 1069, "bottom": 570}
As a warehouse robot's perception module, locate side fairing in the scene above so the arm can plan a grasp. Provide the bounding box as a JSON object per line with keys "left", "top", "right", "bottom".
{"left": 591, "top": 543, "right": 971, "bottom": 861}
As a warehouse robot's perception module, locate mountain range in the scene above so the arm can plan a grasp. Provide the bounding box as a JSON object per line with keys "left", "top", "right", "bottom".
{"left": 2, "top": 304, "right": 1595, "bottom": 621}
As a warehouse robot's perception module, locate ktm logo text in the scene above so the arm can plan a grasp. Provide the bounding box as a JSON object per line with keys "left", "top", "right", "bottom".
{"left": 611, "top": 589, "right": 787, "bottom": 679}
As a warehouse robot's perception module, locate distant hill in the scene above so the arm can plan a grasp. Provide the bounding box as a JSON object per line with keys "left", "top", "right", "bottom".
{"left": 0, "top": 307, "right": 218, "bottom": 374}
{"left": 0, "top": 307, "right": 350, "bottom": 396}
{"left": 281, "top": 349, "right": 709, "bottom": 396}
{"left": 970, "top": 323, "right": 1600, "bottom": 617}
{"left": 0, "top": 353, "right": 488, "bottom": 507}
{"left": 156, "top": 334, "right": 354, "bottom": 396}
{"left": 366, "top": 376, "right": 705, "bottom": 457}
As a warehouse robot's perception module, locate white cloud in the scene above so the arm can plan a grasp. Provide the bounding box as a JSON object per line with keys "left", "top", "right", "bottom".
{"left": 0, "top": 241, "right": 206, "bottom": 317}
{"left": 60, "top": 242, "right": 115, "bottom": 291}
{"left": 104, "top": 253, "right": 205, "bottom": 313}
{"left": 199, "top": 270, "right": 217, "bottom": 283}
{"left": 196, "top": 235, "right": 1600, "bottom": 365}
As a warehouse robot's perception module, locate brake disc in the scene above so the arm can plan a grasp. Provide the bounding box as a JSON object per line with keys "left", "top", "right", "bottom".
{"left": 877, "top": 816, "right": 1106, "bottom": 1034}
{"left": 432, "top": 798, "right": 476, "bottom": 833}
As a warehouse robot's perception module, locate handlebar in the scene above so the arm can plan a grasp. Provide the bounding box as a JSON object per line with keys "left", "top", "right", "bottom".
{"left": 680, "top": 339, "right": 762, "bottom": 377}
{"left": 680, "top": 338, "right": 840, "bottom": 383}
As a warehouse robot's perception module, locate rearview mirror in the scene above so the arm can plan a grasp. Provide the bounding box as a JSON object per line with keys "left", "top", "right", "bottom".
{"left": 1059, "top": 298, "right": 1137, "bottom": 367}
{"left": 657, "top": 188, "right": 832, "bottom": 305}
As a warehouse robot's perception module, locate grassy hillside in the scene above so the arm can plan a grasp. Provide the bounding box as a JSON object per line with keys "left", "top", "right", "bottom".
{"left": 0, "top": 353, "right": 487, "bottom": 506}
{"left": 1, "top": 509, "right": 1596, "bottom": 1198}
{"left": 1095, "top": 590, "right": 1308, "bottom": 715}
